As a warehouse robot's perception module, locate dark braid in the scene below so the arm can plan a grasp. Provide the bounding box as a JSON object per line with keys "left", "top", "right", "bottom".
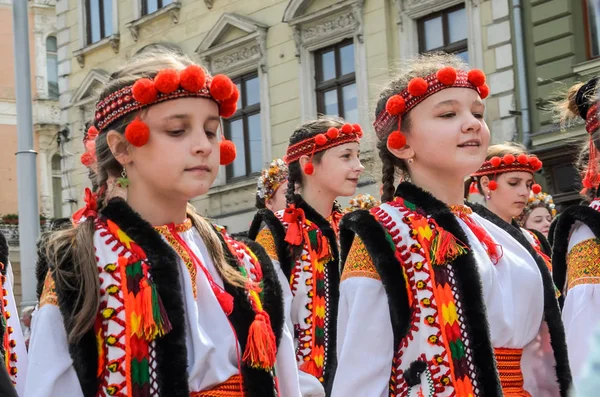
{"left": 286, "top": 163, "right": 301, "bottom": 207}
{"left": 376, "top": 115, "right": 411, "bottom": 203}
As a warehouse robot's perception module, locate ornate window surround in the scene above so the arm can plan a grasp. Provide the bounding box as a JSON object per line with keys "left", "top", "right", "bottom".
{"left": 395, "top": 0, "right": 484, "bottom": 69}
{"left": 283, "top": 0, "right": 369, "bottom": 129}
{"left": 74, "top": 0, "right": 120, "bottom": 69}
{"left": 196, "top": 12, "right": 271, "bottom": 188}
{"left": 126, "top": 1, "right": 182, "bottom": 42}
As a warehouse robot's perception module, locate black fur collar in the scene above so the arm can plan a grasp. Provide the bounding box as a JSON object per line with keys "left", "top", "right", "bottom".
{"left": 248, "top": 209, "right": 294, "bottom": 280}
{"left": 551, "top": 205, "right": 600, "bottom": 298}
{"left": 471, "top": 203, "right": 572, "bottom": 396}
{"left": 101, "top": 198, "right": 190, "bottom": 397}
{"left": 394, "top": 182, "right": 502, "bottom": 396}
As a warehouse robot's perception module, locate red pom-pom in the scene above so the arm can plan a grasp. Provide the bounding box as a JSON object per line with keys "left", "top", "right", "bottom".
{"left": 131, "top": 78, "right": 158, "bottom": 104}
{"left": 326, "top": 127, "right": 339, "bottom": 139}
{"left": 490, "top": 157, "right": 502, "bottom": 167}
{"left": 533, "top": 159, "right": 543, "bottom": 171}
{"left": 468, "top": 69, "right": 486, "bottom": 87}
{"left": 478, "top": 84, "right": 490, "bottom": 99}
{"left": 387, "top": 131, "right": 406, "bottom": 150}
{"left": 341, "top": 123, "right": 353, "bottom": 134}
{"left": 315, "top": 133, "right": 328, "bottom": 146}
{"left": 154, "top": 69, "right": 180, "bottom": 94}
{"left": 503, "top": 154, "right": 515, "bottom": 165}
{"left": 180, "top": 65, "right": 206, "bottom": 92}
{"left": 355, "top": 129, "right": 363, "bottom": 138}
{"left": 125, "top": 118, "right": 150, "bottom": 147}
{"left": 407, "top": 77, "right": 428, "bottom": 97}
{"left": 517, "top": 153, "right": 528, "bottom": 165}
{"left": 227, "top": 85, "right": 240, "bottom": 103}
{"left": 385, "top": 95, "right": 406, "bottom": 115}
{"left": 352, "top": 124, "right": 362, "bottom": 133}
{"left": 436, "top": 67, "right": 457, "bottom": 86}
{"left": 210, "top": 74, "right": 234, "bottom": 102}
{"left": 87, "top": 126, "right": 99, "bottom": 140}
{"left": 532, "top": 184, "right": 542, "bottom": 194}
{"left": 85, "top": 140, "right": 96, "bottom": 153}
{"left": 488, "top": 180, "right": 498, "bottom": 191}
{"left": 80, "top": 152, "right": 93, "bottom": 167}
{"left": 220, "top": 139, "right": 237, "bottom": 165}
{"left": 304, "top": 162, "right": 314, "bottom": 175}
{"left": 219, "top": 101, "right": 237, "bottom": 118}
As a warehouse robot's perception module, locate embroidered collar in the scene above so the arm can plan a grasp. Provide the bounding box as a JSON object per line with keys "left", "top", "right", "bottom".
{"left": 154, "top": 218, "right": 193, "bottom": 234}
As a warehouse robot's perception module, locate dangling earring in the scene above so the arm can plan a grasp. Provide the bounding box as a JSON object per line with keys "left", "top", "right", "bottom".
{"left": 117, "top": 168, "right": 130, "bottom": 188}
{"left": 486, "top": 191, "right": 491, "bottom": 200}
{"left": 407, "top": 158, "right": 414, "bottom": 164}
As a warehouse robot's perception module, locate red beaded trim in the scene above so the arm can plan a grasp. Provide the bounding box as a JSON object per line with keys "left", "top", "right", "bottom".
{"left": 284, "top": 123, "right": 362, "bottom": 165}
{"left": 586, "top": 103, "right": 600, "bottom": 135}
{"left": 374, "top": 69, "right": 488, "bottom": 139}
{"left": 472, "top": 154, "right": 542, "bottom": 177}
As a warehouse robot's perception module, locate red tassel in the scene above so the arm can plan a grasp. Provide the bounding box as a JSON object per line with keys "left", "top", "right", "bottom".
{"left": 461, "top": 215, "right": 502, "bottom": 264}
{"left": 299, "top": 359, "right": 319, "bottom": 377}
{"left": 283, "top": 206, "right": 305, "bottom": 246}
{"left": 430, "top": 229, "right": 467, "bottom": 265}
{"left": 243, "top": 312, "right": 277, "bottom": 370}
{"left": 216, "top": 289, "right": 234, "bottom": 315}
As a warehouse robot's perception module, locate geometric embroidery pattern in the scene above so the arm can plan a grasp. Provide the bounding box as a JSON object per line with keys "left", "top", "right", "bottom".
{"left": 341, "top": 236, "right": 380, "bottom": 281}
{"left": 255, "top": 228, "right": 279, "bottom": 262}
{"left": 567, "top": 238, "right": 600, "bottom": 290}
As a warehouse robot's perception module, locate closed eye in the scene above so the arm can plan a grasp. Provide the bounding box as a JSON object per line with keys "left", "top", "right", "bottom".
{"left": 440, "top": 112, "right": 456, "bottom": 118}
{"left": 472, "top": 113, "right": 484, "bottom": 119}
{"left": 167, "top": 129, "right": 185, "bottom": 136}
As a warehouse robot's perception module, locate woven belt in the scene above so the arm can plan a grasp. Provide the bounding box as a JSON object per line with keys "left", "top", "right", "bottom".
{"left": 494, "top": 348, "right": 531, "bottom": 397}
{"left": 191, "top": 374, "right": 245, "bottom": 397}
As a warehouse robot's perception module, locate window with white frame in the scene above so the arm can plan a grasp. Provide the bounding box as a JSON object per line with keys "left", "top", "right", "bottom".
{"left": 46, "top": 36, "right": 58, "bottom": 99}
{"left": 142, "top": 0, "right": 174, "bottom": 16}
{"left": 585, "top": 0, "right": 600, "bottom": 58}
{"left": 52, "top": 154, "right": 62, "bottom": 217}
{"left": 86, "top": 0, "right": 113, "bottom": 45}
{"left": 224, "top": 73, "right": 262, "bottom": 180}
{"left": 417, "top": 3, "right": 468, "bottom": 63}
{"left": 314, "top": 39, "right": 358, "bottom": 123}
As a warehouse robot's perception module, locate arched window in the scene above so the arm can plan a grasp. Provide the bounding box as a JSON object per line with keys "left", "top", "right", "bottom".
{"left": 52, "top": 154, "right": 62, "bottom": 217}
{"left": 46, "top": 36, "right": 58, "bottom": 99}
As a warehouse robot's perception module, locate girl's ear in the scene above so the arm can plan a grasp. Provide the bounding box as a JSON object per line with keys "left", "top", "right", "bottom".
{"left": 298, "top": 155, "right": 312, "bottom": 176}
{"left": 387, "top": 142, "right": 415, "bottom": 162}
{"left": 480, "top": 175, "right": 490, "bottom": 190}
{"left": 106, "top": 130, "right": 132, "bottom": 166}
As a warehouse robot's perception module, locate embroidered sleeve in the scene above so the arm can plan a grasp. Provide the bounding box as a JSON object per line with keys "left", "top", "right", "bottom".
{"left": 255, "top": 228, "right": 279, "bottom": 262}
{"left": 40, "top": 271, "right": 58, "bottom": 307}
{"left": 567, "top": 238, "right": 600, "bottom": 290}
{"left": 341, "top": 236, "right": 380, "bottom": 281}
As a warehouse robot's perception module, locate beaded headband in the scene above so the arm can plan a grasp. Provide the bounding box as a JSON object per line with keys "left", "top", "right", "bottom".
{"left": 284, "top": 123, "right": 363, "bottom": 175}
{"left": 83, "top": 64, "right": 239, "bottom": 167}
{"left": 472, "top": 153, "right": 543, "bottom": 193}
{"left": 374, "top": 67, "right": 489, "bottom": 150}
{"left": 516, "top": 191, "right": 557, "bottom": 225}
{"left": 257, "top": 159, "right": 288, "bottom": 202}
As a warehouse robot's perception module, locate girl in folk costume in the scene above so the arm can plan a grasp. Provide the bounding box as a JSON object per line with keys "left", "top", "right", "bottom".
{"left": 332, "top": 53, "right": 570, "bottom": 397}
{"left": 25, "top": 51, "right": 301, "bottom": 397}
{"left": 0, "top": 231, "right": 27, "bottom": 396}
{"left": 550, "top": 77, "right": 600, "bottom": 389}
{"left": 517, "top": 191, "right": 557, "bottom": 240}
{"left": 256, "top": 159, "right": 289, "bottom": 213}
{"left": 469, "top": 143, "right": 553, "bottom": 263}
{"left": 248, "top": 117, "right": 364, "bottom": 396}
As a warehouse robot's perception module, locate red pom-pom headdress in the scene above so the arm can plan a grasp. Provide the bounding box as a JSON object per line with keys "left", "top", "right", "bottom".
{"left": 91, "top": 65, "right": 239, "bottom": 164}
{"left": 374, "top": 67, "right": 489, "bottom": 151}
{"left": 283, "top": 123, "right": 362, "bottom": 175}
{"left": 472, "top": 153, "right": 543, "bottom": 192}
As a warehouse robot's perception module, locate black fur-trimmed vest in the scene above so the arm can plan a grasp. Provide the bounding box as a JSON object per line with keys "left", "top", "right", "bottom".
{"left": 35, "top": 198, "right": 284, "bottom": 397}
{"left": 248, "top": 196, "right": 340, "bottom": 391}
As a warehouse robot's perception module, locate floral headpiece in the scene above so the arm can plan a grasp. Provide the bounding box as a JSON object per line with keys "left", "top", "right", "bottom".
{"left": 257, "top": 159, "right": 288, "bottom": 202}
{"left": 284, "top": 123, "right": 363, "bottom": 175}
{"left": 374, "top": 67, "right": 489, "bottom": 150}
{"left": 82, "top": 64, "right": 239, "bottom": 167}
{"left": 471, "top": 153, "right": 543, "bottom": 193}
{"left": 516, "top": 191, "right": 557, "bottom": 226}
{"left": 344, "top": 193, "right": 381, "bottom": 213}
{"left": 575, "top": 77, "right": 600, "bottom": 193}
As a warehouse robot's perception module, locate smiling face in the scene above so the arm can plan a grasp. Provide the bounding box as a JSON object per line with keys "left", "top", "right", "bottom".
{"left": 120, "top": 97, "right": 221, "bottom": 202}
{"left": 399, "top": 87, "right": 490, "bottom": 181}
{"left": 524, "top": 206, "right": 553, "bottom": 237}
{"left": 483, "top": 171, "right": 534, "bottom": 221}
{"left": 309, "top": 142, "right": 364, "bottom": 198}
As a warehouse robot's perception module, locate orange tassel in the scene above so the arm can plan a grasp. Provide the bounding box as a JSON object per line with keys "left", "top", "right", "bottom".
{"left": 430, "top": 229, "right": 467, "bottom": 265}
{"left": 299, "top": 359, "right": 319, "bottom": 377}
{"left": 243, "top": 312, "right": 277, "bottom": 370}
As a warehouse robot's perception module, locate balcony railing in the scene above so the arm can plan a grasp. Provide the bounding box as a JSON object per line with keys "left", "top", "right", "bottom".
{"left": 0, "top": 222, "right": 50, "bottom": 247}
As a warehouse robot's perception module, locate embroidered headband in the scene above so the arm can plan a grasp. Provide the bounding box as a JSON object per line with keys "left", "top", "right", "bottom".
{"left": 257, "top": 158, "right": 288, "bottom": 202}
{"left": 85, "top": 64, "right": 239, "bottom": 166}
{"left": 284, "top": 123, "right": 363, "bottom": 175}
{"left": 374, "top": 67, "right": 489, "bottom": 150}
{"left": 344, "top": 193, "right": 381, "bottom": 213}
{"left": 471, "top": 153, "right": 543, "bottom": 193}
{"left": 516, "top": 191, "right": 557, "bottom": 226}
